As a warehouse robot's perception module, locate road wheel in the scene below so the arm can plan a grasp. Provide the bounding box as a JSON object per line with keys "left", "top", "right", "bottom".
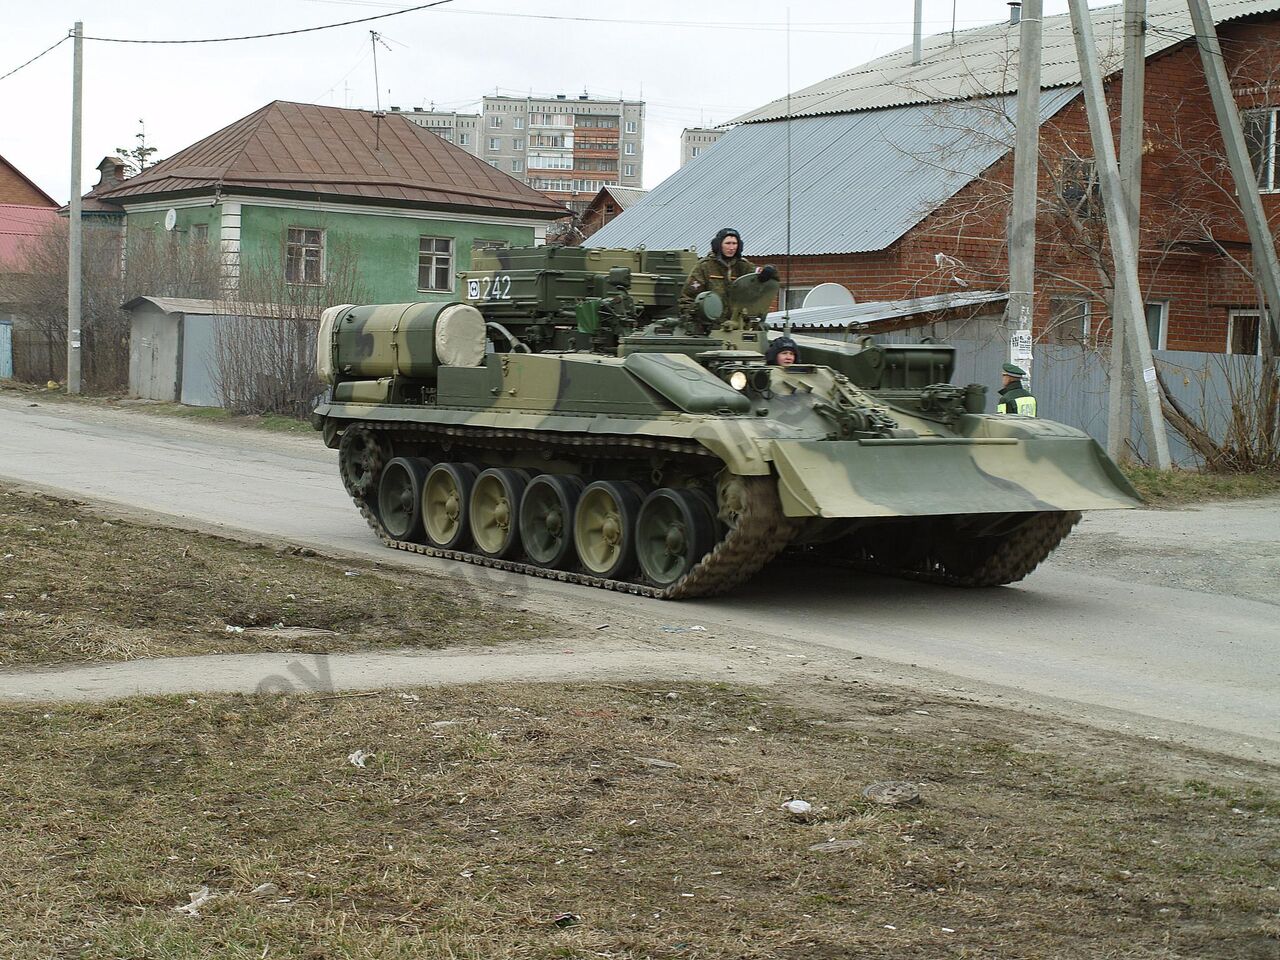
{"left": 636, "top": 487, "right": 717, "bottom": 587}
{"left": 339, "top": 427, "right": 389, "bottom": 499}
{"left": 574, "top": 480, "right": 643, "bottom": 580}
{"left": 423, "top": 462, "right": 478, "bottom": 550}
{"left": 470, "top": 468, "right": 529, "bottom": 559}
{"left": 377, "top": 457, "right": 430, "bottom": 541}
{"left": 519, "top": 474, "right": 584, "bottom": 568}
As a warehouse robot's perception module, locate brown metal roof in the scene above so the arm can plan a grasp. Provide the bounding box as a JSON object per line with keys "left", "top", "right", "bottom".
{"left": 98, "top": 101, "right": 567, "bottom": 219}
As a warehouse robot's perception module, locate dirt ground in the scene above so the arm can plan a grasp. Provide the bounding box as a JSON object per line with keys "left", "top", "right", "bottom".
{"left": 2, "top": 682, "right": 1278, "bottom": 960}
{"left": 1, "top": 488, "right": 1279, "bottom": 957}
{"left": 0, "top": 486, "right": 555, "bottom": 666}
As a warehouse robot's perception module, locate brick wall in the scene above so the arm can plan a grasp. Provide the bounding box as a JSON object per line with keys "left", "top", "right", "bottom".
{"left": 771, "top": 19, "right": 1280, "bottom": 354}
{"left": 0, "top": 158, "right": 55, "bottom": 207}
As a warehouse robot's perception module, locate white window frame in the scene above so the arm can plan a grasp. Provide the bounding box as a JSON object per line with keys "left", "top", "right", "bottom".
{"left": 1046, "top": 296, "right": 1092, "bottom": 345}
{"left": 512, "top": 138, "right": 524, "bottom": 151}
{"left": 488, "top": 137, "right": 501, "bottom": 152}
{"left": 458, "top": 132, "right": 469, "bottom": 146}
{"left": 418, "top": 236, "right": 454, "bottom": 293}
{"left": 625, "top": 119, "right": 637, "bottom": 133}
{"left": 513, "top": 116, "right": 525, "bottom": 130}
{"left": 1227, "top": 308, "right": 1263, "bottom": 355}
{"left": 690, "top": 146, "right": 701, "bottom": 158}
{"left": 622, "top": 163, "right": 635, "bottom": 177}
{"left": 488, "top": 115, "right": 502, "bottom": 128}
{"left": 623, "top": 141, "right": 636, "bottom": 156}
{"left": 285, "top": 226, "right": 324, "bottom": 285}
{"left": 511, "top": 159, "right": 524, "bottom": 173}
{"left": 1244, "top": 107, "right": 1278, "bottom": 192}
{"left": 1144, "top": 300, "right": 1169, "bottom": 351}
{"left": 783, "top": 286, "right": 814, "bottom": 311}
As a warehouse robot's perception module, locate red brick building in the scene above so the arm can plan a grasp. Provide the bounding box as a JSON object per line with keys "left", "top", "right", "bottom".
{"left": 587, "top": 1, "right": 1280, "bottom": 356}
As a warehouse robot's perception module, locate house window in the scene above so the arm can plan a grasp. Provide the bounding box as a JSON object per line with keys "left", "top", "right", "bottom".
{"left": 690, "top": 146, "right": 701, "bottom": 158}
{"left": 1145, "top": 301, "right": 1168, "bottom": 351}
{"left": 514, "top": 116, "right": 525, "bottom": 130}
{"left": 1059, "top": 158, "right": 1101, "bottom": 216}
{"left": 489, "top": 115, "right": 502, "bottom": 128}
{"left": 1244, "top": 108, "right": 1278, "bottom": 191}
{"left": 190, "top": 223, "right": 209, "bottom": 244}
{"left": 1045, "top": 296, "right": 1091, "bottom": 344}
{"left": 623, "top": 142, "right": 636, "bottom": 156}
{"left": 488, "top": 137, "right": 501, "bottom": 152}
{"left": 418, "top": 236, "right": 453, "bottom": 292}
{"left": 623, "top": 163, "right": 635, "bottom": 177}
{"left": 1227, "top": 309, "right": 1262, "bottom": 354}
{"left": 285, "top": 227, "right": 323, "bottom": 284}
{"left": 511, "top": 159, "right": 524, "bottom": 173}
{"left": 513, "top": 139, "right": 524, "bottom": 151}
{"left": 459, "top": 132, "right": 470, "bottom": 146}
{"left": 625, "top": 119, "right": 637, "bottom": 133}
{"left": 783, "top": 287, "right": 813, "bottom": 310}
{"left": 486, "top": 160, "right": 500, "bottom": 168}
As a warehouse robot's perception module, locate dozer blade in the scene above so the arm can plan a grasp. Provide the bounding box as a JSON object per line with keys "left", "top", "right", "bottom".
{"left": 770, "top": 436, "right": 1142, "bottom": 519}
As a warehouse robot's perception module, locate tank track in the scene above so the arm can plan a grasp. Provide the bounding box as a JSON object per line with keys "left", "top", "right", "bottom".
{"left": 345, "top": 421, "right": 798, "bottom": 600}
{"left": 828, "top": 510, "right": 1082, "bottom": 587}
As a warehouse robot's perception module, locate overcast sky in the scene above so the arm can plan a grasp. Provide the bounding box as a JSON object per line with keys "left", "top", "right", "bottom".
{"left": 3, "top": 0, "right": 1086, "bottom": 204}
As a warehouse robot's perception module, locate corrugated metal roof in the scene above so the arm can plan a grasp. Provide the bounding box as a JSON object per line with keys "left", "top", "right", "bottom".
{"left": 765, "top": 290, "right": 1007, "bottom": 330}
{"left": 121, "top": 296, "right": 318, "bottom": 320}
{"left": 735, "top": 0, "right": 1280, "bottom": 123}
{"left": 0, "top": 204, "right": 59, "bottom": 270}
{"left": 604, "top": 185, "right": 647, "bottom": 210}
{"left": 99, "top": 102, "right": 567, "bottom": 219}
{"left": 584, "top": 87, "right": 1077, "bottom": 256}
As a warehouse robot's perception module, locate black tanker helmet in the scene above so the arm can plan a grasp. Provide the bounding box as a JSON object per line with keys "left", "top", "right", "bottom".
{"left": 766, "top": 335, "right": 799, "bottom": 365}
{"left": 711, "top": 227, "right": 743, "bottom": 259}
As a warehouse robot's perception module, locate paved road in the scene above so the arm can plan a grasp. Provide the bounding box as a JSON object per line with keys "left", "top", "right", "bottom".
{"left": 2, "top": 395, "right": 1277, "bottom": 763}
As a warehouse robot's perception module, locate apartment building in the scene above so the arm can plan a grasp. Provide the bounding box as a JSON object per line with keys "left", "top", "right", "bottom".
{"left": 680, "top": 127, "right": 724, "bottom": 167}
{"left": 393, "top": 93, "right": 645, "bottom": 214}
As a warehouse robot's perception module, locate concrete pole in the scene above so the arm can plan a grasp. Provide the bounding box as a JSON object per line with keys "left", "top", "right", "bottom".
{"left": 1067, "top": 0, "right": 1172, "bottom": 468}
{"left": 1107, "top": 0, "right": 1146, "bottom": 460}
{"left": 1186, "top": 0, "right": 1280, "bottom": 347}
{"left": 913, "top": 0, "right": 923, "bottom": 65}
{"left": 66, "top": 21, "right": 83, "bottom": 395}
{"left": 1004, "top": 0, "right": 1041, "bottom": 387}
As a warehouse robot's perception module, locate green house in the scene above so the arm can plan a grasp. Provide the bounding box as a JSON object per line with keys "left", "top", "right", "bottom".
{"left": 93, "top": 101, "right": 567, "bottom": 301}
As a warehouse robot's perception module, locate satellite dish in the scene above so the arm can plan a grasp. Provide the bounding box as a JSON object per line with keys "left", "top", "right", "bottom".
{"left": 163, "top": 208, "right": 177, "bottom": 232}
{"left": 802, "top": 282, "right": 856, "bottom": 308}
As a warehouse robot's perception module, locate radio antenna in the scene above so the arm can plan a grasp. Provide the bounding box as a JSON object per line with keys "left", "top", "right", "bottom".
{"left": 784, "top": 6, "right": 794, "bottom": 338}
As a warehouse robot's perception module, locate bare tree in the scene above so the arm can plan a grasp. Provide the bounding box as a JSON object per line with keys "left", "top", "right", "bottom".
{"left": 0, "top": 220, "right": 219, "bottom": 389}
{"left": 212, "top": 238, "right": 368, "bottom": 418}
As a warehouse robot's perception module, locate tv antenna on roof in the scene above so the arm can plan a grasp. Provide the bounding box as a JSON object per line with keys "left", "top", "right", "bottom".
{"left": 370, "top": 30, "right": 392, "bottom": 112}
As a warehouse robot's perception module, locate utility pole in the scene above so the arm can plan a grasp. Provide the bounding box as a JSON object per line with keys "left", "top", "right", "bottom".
{"left": 67, "top": 21, "right": 83, "bottom": 395}
{"left": 1004, "top": 0, "right": 1041, "bottom": 386}
{"left": 1186, "top": 0, "right": 1280, "bottom": 348}
{"left": 1107, "top": 0, "right": 1147, "bottom": 460}
{"left": 913, "top": 0, "right": 923, "bottom": 65}
{"left": 1067, "top": 0, "right": 1171, "bottom": 468}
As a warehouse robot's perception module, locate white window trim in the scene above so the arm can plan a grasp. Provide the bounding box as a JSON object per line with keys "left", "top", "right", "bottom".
{"left": 418, "top": 236, "right": 454, "bottom": 293}
{"left": 285, "top": 226, "right": 325, "bottom": 286}
{"left": 1227, "top": 308, "right": 1263, "bottom": 355}
{"left": 1144, "top": 300, "right": 1169, "bottom": 351}
{"left": 1245, "top": 107, "right": 1278, "bottom": 193}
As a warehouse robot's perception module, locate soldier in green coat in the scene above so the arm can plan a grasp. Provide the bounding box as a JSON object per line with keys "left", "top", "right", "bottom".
{"left": 679, "top": 228, "right": 772, "bottom": 319}
{"left": 996, "top": 362, "right": 1038, "bottom": 416}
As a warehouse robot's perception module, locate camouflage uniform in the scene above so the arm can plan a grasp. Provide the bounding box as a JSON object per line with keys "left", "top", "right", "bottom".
{"left": 679, "top": 229, "right": 756, "bottom": 319}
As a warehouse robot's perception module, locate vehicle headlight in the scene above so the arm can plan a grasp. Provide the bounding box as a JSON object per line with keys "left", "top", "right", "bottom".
{"left": 728, "top": 370, "right": 748, "bottom": 391}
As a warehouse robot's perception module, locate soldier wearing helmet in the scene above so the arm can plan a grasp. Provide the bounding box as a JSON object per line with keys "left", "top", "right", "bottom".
{"left": 679, "top": 228, "right": 760, "bottom": 320}
{"left": 766, "top": 335, "right": 800, "bottom": 367}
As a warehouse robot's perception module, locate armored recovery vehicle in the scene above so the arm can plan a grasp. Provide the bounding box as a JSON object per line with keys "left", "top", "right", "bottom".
{"left": 312, "top": 245, "right": 1139, "bottom": 599}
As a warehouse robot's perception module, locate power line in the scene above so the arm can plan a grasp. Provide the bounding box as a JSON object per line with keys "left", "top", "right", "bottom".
{"left": 0, "top": 33, "right": 69, "bottom": 83}
{"left": 82, "top": 0, "right": 455, "bottom": 44}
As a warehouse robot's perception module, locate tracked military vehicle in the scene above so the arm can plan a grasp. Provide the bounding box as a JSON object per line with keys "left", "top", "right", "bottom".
{"left": 311, "top": 245, "right": 1139, "bottom": 599}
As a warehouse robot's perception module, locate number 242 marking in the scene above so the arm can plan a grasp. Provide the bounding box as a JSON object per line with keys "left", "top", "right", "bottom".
{"left": 469, "top": 275, "right": 511, "bottom": 300}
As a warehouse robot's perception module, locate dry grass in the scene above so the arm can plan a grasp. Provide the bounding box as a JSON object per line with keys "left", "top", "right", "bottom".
{"left": 0, "top": 486, "right": 550, "bottom": 665}
{"left": 0, "top": 683, "right": 1276, "bottom": 959}
{"left": 1121, "top": 465, "right": 1280, "bottom": 505}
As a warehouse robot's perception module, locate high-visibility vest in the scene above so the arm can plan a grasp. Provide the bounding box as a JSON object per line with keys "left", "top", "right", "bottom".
{"left": 1013, "top": 395, "right": 1037, "bottom": 416}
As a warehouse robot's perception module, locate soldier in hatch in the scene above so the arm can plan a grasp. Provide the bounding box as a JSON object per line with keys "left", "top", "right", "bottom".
{"left": 679, "top": 228, "right": 777, "bottom": 320}
{"left": 766, "top": 335, "right": 800, "bottom": 366}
